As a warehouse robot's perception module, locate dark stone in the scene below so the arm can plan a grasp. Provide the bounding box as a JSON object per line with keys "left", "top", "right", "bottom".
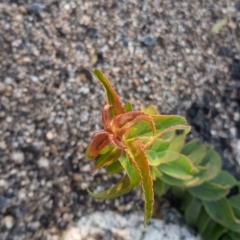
{"left": 96, "top": 52, "right": 104, "bottom": 65}
{"left": 235, "top": 120, "right": 240, "bottom": 139}
{"left": 3, "top": 189, "right": 14, "bottom": 198}
{"left": 157, "top": 36, "right": 165, "bottom": 48}
{"left": 75, "top": 44, "right": 83, "bottom": 51}
{"left": 218, "top": 47, "right": 234, "bottom": 58}
{"left": 231, "top": 60, "right": 240, "bottom": 80}
{"left": 85, "top": 27, "right": 98, "bottom": 38}
{"left": 14, "top": 208, "right": 24, "bottom": 219}
{"left": 122, "top": 36, "right": 128, "bottom": 47}
{"left": 22, "top": 145, "right": 41, "bottom": 158}
{"left": 186, "top": 102, "right": 212, "bottom": 141}
{"left": 27, "top": 3, "right": 43, "bottom": 15}
{"left": 79, "top": 68, "right": 93, "bottom": 82}
{"left": 40, "top": 215, "right": 50, "bottom": 228}
{"left": 0, "top": 197, "right": 8, "bottom": 210}
{"left": 141, "top": 34, "right": 155, "bottom": 46}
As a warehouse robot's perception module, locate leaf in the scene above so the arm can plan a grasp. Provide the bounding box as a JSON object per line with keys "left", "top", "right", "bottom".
{"left": 106, "top": 160, "right": 124, "bottom": 174}
{"left": 197, "top": 208, "right": 210, "bottom": 234}
{"left": 88, "top": 154, "right": 140, "bottom": 200}
{"left": 150, "top": 166, "right": 164, "bottom": 180}
{"left": 211, "top": 18, "right": 228, "bottom": 34}
{"left": 153, "top": 178, "right": 171, "bottom": 196}
{"left": 181, "top": 139, "right": 206, "bottom": 165}
{"left": 93, "top": 69, "right": 125, "bottom": 117}
{"left": 200, "top": 148, "right": 222, "bottom": 180}
{"left": 153, "top": 115, "right": 190, "bottom": 135}
{"left": 228, "top": 195, "right": 240, "bottom": 219}
{"left": 127, "top": 115, "right": 190, "bottom": 139}
{"left": 86, "top": 131, "right": 111, "bottom": 158}
{"left": 125, "top": 139, "right": 154, "bottom": 224}
{"left": 140, "top": 105, "right": 159, "bottom": 115}
{"left": 203, "top": 198, "right": 240, "bottom": 233}
{"left": 158, "top": 154, "right": 197, "bottom": 180}
{"left": 228, "top": 195, "right": 240, "bottom": 211}
{"left": 124, "top": 102, "right": 133, "bottom": 112}
{"left": 221, "top": 234, "right": 233, "bottom": 240}
{"left": 93, "top": 148, "right": 122, "bottom": 172}
{"left": 151, "top": 139, "right": 170, "bottom": 152}
{"left": 184, "top": 197, "right": 202, "bottom": 228}
{"left": 111, "top": 111, "right": 155, "bottom": 138}
{"left": 210, "top": 170, "right": 237, "bottom": 188}
{"left": 188, "top": 181, "right": 229, "bottom": 201}
{"left": 201, "top": 220, "right": 227, "bottom": 240}
{"left": 146, "top": 150, "right": 179, "bottom": 166}
{"left": 228, "top": 232, "right": 240, "bottom": 240}
{"left": 168, "top": 133, "right": 186, "bottom": 152}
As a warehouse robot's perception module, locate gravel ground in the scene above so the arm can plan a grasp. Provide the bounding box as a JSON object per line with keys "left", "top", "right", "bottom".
{"left": 0, "top": 0, "right": 240, "bottom": 239}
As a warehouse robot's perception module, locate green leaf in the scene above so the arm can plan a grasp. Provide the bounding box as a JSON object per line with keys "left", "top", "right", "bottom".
{"left": 181, "top": 139, "right": 206, "bottom": 165}
{"left": 87, "top": 175, "right": 132, "bottom": 200}
{"left": 200, "top": 148, "right": 222, "bottom": 180}
{"left": 146, "top": 150, "right": 179, "bottom": 166}
{"left": 168, "top": 133, "right": 185, "bottom": 152}
{"left": 88, "top": 154, "right": 140, "bottom": 200}
{"left": 158, "top": 154, "right": 197, "bottom": 180}
{"left": 203, "top": 198, "right": 240, "bottom": 233}
{"left": 93, "top": 148, "right": 122, "bottom": 171}
{"left": 184, "top": 197, "right": 202, "bottom": 228}
{"left": 228, "top": 231, "right": 240, "bottom": 240}
{"left": 210, "top": 170, "right": 237, "bottom": 188}
{"left": 125, "top": 139, "right": 154, "bottom": 224}
{"left": 123, "top": 102, "right": 133, "bottom": 112}
{"left": 150, "top": 166, "right": 164, "bottom": 181}
{"left": 140, "top": 105, "right": 159, "bottom": 115}
{"left": 228, "top": 195, "right": 240, "bottom": 211}
{"left": 93, "top": 69, "right": 125, "bottom": 117}
{"left": 159, "top": 167, "right": 209, "bottom": 188}
{"left": 154, "top": 176, "right": 171, "bottom": 197}
{"left": 228, "top": 195, "right": 240, "bottom": 219}
{"left": 221, "top": 234, "right": 233, "bottom": 240}
{"left": 151, "top": 139, "right": 170, "bottom": 152}
{"left": 127, "top": 115, "right": 190, "bottom": 139}
{"left": 188, "top": 181, "right": 229, "bottom": 201}
{"left": 201, "top": 220, "right": 227, "bottom": 240}
{"left": 106, "top": 160, "right": 124, "bottom": 174}
{"left": 211, "top": 18, "right": 228, "bottom": 34}
{"left": 197, "top": 208, "right": 210, "bottom": 234}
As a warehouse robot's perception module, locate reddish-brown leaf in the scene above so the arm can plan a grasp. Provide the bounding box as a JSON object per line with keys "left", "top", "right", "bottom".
{"left": 88, "top": 131, "right": 111, "bottom": 158}
{"left": 102, "top": 104, "right": 112, "bottom": 132}
{"left": 111, "top": 111, "right": 155, "bottom": 138}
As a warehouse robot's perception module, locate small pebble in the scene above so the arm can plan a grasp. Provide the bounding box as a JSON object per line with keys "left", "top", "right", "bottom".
{"left": 2, "top": 215, "right": 14, "bottom": 229}
{"left": 11, "top": 151, "right": 25, "bottom": 164}
{"left": 38, "top": 157, "right": 50, "bottom": 168}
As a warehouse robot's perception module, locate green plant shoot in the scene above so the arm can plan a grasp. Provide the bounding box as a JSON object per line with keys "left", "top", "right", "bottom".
{"left": 86, "top": 69, "right": 190, "bottom": 224}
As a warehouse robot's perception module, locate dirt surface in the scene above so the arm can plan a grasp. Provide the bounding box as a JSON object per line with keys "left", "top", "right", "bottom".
{"left": 0, "top": 0, "right": 240, "bottom": 239}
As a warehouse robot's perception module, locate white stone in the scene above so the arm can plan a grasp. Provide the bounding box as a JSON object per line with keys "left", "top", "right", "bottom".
{"left": 11, "top": 151, "right": 24, "bottom": 164}
{"left": 2, "top": 215, "right": 14, "bottom": 229}
{"left": 30, "top": 75, "right": 39, "bottom": 82}
{"left": 62, "top": 210, "right": 202, "bottom": 240}
{"left": 38, "top": 157, "right": 50, "bottom": 168}
{"left": 80, "top": 111, "right": 89, "bottom": 123}
{"left": 0, "top": 179, "right": 7, "bottom": 187}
